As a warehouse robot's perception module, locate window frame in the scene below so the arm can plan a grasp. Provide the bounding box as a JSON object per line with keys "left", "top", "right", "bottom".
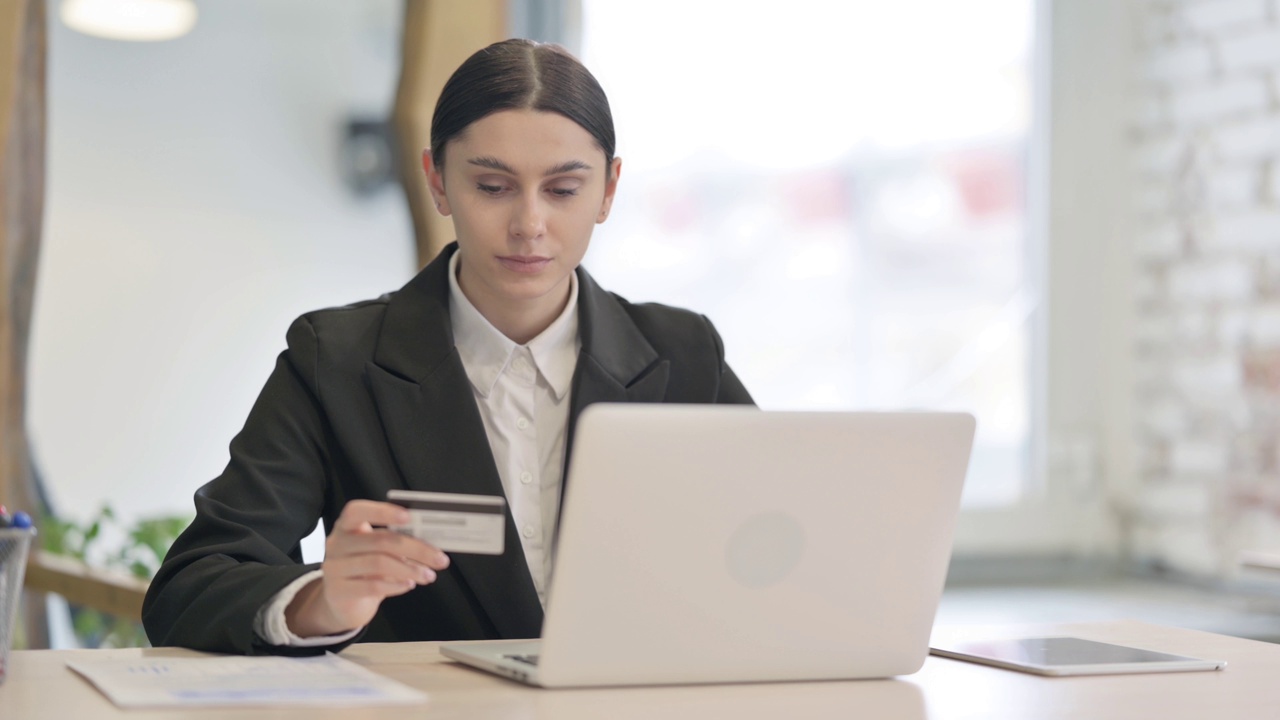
{"left": 951, "top": 0, "right": 1133, "bottom": 557}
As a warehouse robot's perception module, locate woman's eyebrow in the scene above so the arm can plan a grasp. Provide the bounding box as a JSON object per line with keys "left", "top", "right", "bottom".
{"left": 465, "top": 157, "right": 591, "bottom": 177}
{"left": 467, "top": 156, "right": 517, "bottom": 174}
{"left": 544, "top": 160, "right": 592, "bottom": 176}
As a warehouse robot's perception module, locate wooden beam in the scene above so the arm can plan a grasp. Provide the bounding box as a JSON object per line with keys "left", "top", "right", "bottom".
{"left": 0, "top": 0, "right": 43, "bottom": 518}
{"left": 393, "top": 0, "right": 507, "bottom": 269}
{"left": 0, "top": 0, "right": 48, "bottom": 649}
{"left": 23, "top": 551, "right": 149, "bottom": 623}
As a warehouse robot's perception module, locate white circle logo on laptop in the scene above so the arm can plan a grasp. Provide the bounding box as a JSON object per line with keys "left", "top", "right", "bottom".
{"left": 725, "top": 512, "right": 806, "bottom": 588}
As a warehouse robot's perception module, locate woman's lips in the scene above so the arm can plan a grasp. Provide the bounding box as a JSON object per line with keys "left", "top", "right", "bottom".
{"left": 497, "top": 255, "right": 552, "bottom": 274}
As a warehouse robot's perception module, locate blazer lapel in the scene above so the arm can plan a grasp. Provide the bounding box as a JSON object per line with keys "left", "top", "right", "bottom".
{"left": 564, "top": 268, "right": 671, "bottom": 473}
{"left": 365, "top": 246, "right": 542, "bottom": 639}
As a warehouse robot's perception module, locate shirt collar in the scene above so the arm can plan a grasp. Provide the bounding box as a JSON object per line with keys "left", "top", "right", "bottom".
{"left": 448, "top": 251, "right": 580, "bottom": 400}
{"left": 526, "top": 270, "right": 580, "bottom": 401}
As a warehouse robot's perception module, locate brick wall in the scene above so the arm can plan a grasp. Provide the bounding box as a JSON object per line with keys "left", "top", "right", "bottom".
{"left": 1131, "top": 0, "right": 1280, "bottom": 574}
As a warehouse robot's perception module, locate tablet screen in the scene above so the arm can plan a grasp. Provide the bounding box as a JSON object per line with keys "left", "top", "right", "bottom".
{"left": 964, "top": 637, "right": 1195, "bottom": 665}
{"left": 931, "top": 636, "right": 1226, "bottom": 675}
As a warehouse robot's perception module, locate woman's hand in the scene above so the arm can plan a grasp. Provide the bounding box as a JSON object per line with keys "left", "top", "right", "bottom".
{"left": 285, "top": 500, "right": 450, "bottom": 637}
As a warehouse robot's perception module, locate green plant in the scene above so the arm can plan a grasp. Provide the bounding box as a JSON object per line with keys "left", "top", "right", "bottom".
{"left": 39, "top": 504, "right": 190, "bottom": 648}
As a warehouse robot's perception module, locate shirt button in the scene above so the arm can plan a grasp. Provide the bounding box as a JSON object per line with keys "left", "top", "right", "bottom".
{"left": 520, "top": 471, "right": 533, "bottom": 485}
{"left": 522, "top": 525, "right": 536, "bottom": 539}
{"left": 516, "top": 417, "right": 530, "bottom": 431}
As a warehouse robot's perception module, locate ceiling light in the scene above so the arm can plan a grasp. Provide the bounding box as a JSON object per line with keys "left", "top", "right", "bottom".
{"left": 61, "top": 0, "right": 198, "bottom": 42}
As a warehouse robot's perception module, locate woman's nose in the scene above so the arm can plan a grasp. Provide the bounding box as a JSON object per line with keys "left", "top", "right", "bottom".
{"left": 510, "top": 192, "right": 546, "bottom": 239}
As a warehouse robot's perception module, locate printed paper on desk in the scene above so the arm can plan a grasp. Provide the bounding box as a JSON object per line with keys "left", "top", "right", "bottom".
{"left": 65, "top": 653, "right": 427, "bottom": 708}
{"left": 387, "top": 489, "right": 506, "bottom": 555}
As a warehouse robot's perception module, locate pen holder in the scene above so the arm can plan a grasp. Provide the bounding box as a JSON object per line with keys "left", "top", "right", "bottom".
{"left": 0, "top": 527, "right": 34, "bottom": 685}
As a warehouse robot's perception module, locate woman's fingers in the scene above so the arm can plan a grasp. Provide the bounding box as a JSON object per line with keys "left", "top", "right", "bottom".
{"left": 327, "top": 552, "right": 438, "bottom": 585}
{"left": 328, "top": 500, "right": 450, "bottom": 571}
{"left": 333, "top": 499, "right": 411, "bottom": 533}
{"left": 298, "top": 500, "right": 455, "bottom": 633}
{"left": 310, "top": 553, "right": 438, "bottom": 632}
{"left": 336, "top": 577, "right": 417, "bottom": 597}
{"left": 291, "top": 500, "right": 453, "bottom": 636}
{"left": 327, "top": 529, "right": 450, "bottom": 570}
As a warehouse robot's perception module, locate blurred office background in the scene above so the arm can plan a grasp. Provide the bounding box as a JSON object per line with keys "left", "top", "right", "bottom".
{"left": 19, "top": 0, "right": 1280, "bottom": 643}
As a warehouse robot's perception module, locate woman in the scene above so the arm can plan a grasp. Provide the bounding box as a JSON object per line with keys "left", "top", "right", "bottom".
{"left": 142, "top": 39, "right": 753, "bottom": 655}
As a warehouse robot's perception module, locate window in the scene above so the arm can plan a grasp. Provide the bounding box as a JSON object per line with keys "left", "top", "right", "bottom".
{"left": 581, "top": 0, "right": 1037, "bottom": 507}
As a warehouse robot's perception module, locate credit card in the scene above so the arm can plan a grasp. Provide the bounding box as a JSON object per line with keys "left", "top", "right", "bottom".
{"left": 386, "top": 489, "right": 506, "bottom": 555}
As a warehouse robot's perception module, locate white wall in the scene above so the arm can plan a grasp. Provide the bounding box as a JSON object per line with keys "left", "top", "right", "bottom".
{"left": 1128, "top": 0, "right": 1280, "bottom": 575}
{"left": 30, "top": 1, "right": 415, "bottom": 535}
{"left": 1000, "top": 0, "right": 1280, "bottom": 577}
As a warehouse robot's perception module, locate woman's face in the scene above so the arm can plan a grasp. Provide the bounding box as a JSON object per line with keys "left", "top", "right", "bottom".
{"left": 425, "top": 109, "right": 621, "bottom": 320}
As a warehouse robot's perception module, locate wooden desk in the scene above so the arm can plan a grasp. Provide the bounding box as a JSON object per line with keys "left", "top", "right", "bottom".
{"left": 3, "top": 621, "right": 1278, "bottom": 719}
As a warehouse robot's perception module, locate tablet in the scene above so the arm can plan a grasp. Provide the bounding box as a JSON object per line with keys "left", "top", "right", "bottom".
{"left": 929, "top": 637, "right": 1227, "bottom": 676}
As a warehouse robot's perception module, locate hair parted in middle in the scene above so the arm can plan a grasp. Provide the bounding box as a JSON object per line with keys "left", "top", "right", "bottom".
{"left": 430, "top": 39, "right": 616, "bottom": 176}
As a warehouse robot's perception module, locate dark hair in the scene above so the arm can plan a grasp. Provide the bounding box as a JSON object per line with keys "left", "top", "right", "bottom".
{"left": 430, "top": 39, "right": 616, "bottom": 175}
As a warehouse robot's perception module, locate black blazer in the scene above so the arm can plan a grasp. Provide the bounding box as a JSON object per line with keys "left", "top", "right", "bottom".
{"left": 142, "top": 244, "right": 753, "bottom": 655}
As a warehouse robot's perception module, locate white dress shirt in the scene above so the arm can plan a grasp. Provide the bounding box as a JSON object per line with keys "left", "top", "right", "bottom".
{"left": 448, "top": 251, "right": 580, "bottom": 604}
{"left": 255, "top": 251, "right": 580, "bottom": 646}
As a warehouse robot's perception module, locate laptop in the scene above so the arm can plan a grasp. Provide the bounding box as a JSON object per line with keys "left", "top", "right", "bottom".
{"left": 440, "top": 404, "right": 975, "bottom": 687}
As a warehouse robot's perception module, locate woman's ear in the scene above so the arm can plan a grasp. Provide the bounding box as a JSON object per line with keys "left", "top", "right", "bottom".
{"left": 597, "top": 157, "right": 623, "bottom": 223}
{"left": 423, "top": 149, "right": 451, "bottom": 216}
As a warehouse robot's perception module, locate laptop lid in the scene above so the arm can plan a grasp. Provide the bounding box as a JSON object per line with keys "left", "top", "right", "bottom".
{"left": 532, "top": 405, "right": 975, "bottom": 687}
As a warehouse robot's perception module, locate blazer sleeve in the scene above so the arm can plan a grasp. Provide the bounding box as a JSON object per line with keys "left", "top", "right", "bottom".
{"left": 142, "top": 316, "right": 356, "bottom": 655}
{"left": 703, "top": 314, "right": 755, "bottom": 406}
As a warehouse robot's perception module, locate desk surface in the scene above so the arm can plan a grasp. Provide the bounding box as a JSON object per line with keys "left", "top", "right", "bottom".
{"left": 3, "top": 620, "right": 1278, "bottom": 719}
